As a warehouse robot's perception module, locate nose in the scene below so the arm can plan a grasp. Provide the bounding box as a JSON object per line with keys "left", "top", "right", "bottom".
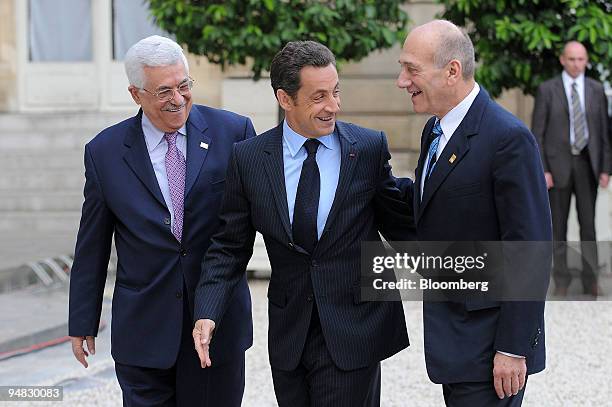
{"left": 325, "top": 95, "right": 340, "bottom": 113}
{"left": 397, "top": 70, "right": 411, "bottom": 89}
{"left": 170, "top": 88, "right": 185, "bottom": 105}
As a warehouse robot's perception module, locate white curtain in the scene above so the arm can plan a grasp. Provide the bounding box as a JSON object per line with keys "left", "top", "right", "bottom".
{"left": 113, "top": 0, "right": 170, "bottom": 60}
{"left": 29, "top": 0, "right": 93, "bottom": 62}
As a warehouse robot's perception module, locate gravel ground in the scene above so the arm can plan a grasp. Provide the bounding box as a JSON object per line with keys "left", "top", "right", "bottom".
{"left": 2, "top": 280, "right": 611, "bottom": 406}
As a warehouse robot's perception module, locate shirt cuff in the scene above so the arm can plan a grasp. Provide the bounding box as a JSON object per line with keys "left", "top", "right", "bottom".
{"left": 497, "top": 351, "right": 525, "bottom": 359}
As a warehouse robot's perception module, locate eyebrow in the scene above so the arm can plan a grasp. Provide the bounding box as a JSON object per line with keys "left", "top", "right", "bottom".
{"left": 400, "top": 61, "right": 420, "bottom": 70}
{"left": 311, "top": 83, "right": 340, "bottom": 96}
{"left": 156, "top": 78, "right": 189, "bottom": 91}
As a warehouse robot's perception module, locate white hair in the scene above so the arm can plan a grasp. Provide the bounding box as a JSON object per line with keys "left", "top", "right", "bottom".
{"left": 430, "top": 20, "right": 475, "bottom": 80}
{"left": 124, "top": 35, "right": 189, "bottom": 88}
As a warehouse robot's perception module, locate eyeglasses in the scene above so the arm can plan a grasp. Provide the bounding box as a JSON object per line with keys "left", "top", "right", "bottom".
{"left": 141, "top": 77, "right": 195, "bottom": 102}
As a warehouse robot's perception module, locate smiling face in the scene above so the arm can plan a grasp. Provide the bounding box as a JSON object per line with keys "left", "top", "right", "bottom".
{"left": 279, "top": 64, "right": 340, "bottom": 138}
{"left": 396, "top": 29, "right": 454, "bottom": 118}
{"left": 128, "top": 62, "right": 192, "bottom": 132}
{"left": 560, "top": 42, "right": 588, "bottom": 79}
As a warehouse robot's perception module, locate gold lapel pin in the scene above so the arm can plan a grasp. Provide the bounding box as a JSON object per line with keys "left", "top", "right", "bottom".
{"left": 449, "top": 154, "right": 457, "bottom": 164}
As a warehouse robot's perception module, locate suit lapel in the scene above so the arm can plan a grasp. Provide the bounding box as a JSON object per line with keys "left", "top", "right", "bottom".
{"left": 123, "top": 110, "right": 167, "bottom": 209}
{"left": 554, "top": 76, "right": 569, "bottom": 115}
{"left": 184, "top": 107, "right": 211, "bottom": 199}
{"left": 415, "top": 118, "right": 436, "bottom": 215}
{"left": 418, "top": 131, "right": 471, "bottom": 217}
{"left": 416, "top": 88, "right": 488, "bottom": 222}
{"left": 262, "top": 125, "right": 293, "bottom": 241}
{"left": 316, "top": 123, "right": 358, "bottom": 252}
{"left": 584, "top": 78, "right": 594, "bottom": 120}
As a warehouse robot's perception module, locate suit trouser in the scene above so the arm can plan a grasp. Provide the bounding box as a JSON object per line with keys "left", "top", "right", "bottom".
{"left": 549, "top": 150, "right": 598, "bottom": 290}
{"left": 271, "top": 304, "right": 381, "bottom": 407}
{"left": 115, "top": 285, "right": 245, "bottom": 407}
{"left": 442, "top": 379, "right": 526, "bottom": 407}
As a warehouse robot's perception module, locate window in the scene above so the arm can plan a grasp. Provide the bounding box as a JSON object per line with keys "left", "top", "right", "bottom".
{"left": 112, "top": 0, "right": 170, "bottom": 60}
{"left": 29, "top": 0, "right": 93, "bottom": 62}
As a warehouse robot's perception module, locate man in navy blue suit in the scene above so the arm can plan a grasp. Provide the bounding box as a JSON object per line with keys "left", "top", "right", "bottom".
{"left": 68, "top": 35, "right": 254, "bottom": 406}
{"left": 397, "top": 21, "right": 552, "bottom": 406}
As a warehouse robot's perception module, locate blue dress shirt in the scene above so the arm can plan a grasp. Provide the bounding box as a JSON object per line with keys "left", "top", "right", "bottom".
{"left": 142, "top": 112, "right": 187, "bottom": 228}
{"left": 282, "top": 120, "right": 340, "bottom": 239}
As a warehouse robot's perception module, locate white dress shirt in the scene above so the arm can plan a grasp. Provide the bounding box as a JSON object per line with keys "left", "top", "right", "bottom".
{"left": 561, "top": 70, "right": 589, "bottom": 145}
{"left": 420, "top": 83, "right": 480, "bottom": 198}
{"left": 142, "top": 112, "right": 187, "bottom": 228}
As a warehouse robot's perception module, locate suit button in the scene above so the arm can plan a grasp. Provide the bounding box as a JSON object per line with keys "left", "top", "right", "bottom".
{"left": 180, "top": 250, "right": 187, "bottom": 257}
{"left": 307, "top": 295, "right": 313, "bottom": 302}
{"left": 311, "top": 260, "right": 318, "bottom": 267}
{"left": 176, "top": 291, "right": 182, "bottom": 299}
{"left": 163, "top": 217, "right": 171, "bottom": 225}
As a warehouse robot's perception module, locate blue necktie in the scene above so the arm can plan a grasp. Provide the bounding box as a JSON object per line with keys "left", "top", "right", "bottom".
{"left": 425, "top": 120, "right": 443, "bottom": 180}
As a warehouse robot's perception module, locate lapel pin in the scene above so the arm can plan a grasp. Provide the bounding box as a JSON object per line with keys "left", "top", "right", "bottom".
{"left": 349, "top": 152, "right": 356, "bottom": 159}
{"left": 449, "top": 154, "right": 457, "bottom": 164}
{"left": 200, "top": 142, "right": 209, "bottom": 150}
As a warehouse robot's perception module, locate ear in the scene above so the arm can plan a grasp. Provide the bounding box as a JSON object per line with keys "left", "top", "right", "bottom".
{"left": 128, "top": 85, "right": 142, "bottom": 105}
{"left": 447, "top": 60, "right": 462, "bottom": 85}
{"left": 276, "top": 89, "right": 294, "bottom": 112}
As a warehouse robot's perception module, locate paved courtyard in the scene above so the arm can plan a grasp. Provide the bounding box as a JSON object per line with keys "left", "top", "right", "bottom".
{"left": 1, "top": 279, "right": 611, "bottom": 406}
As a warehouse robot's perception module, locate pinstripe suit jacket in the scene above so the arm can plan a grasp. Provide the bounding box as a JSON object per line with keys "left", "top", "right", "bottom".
{"left": 195, "top": 121, "right": 414, "bottom": 371}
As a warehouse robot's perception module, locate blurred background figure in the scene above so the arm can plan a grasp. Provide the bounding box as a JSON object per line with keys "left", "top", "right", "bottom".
{"left": 532, "top": 41, "right": 611, "bottom": 297}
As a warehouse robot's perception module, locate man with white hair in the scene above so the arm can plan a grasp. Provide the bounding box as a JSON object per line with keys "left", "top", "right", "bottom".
{"left": 397, "top": 20, "right": 551, "bottom": 406}
{"left": 68, "top": 35, "right": 254, "bottom": 406}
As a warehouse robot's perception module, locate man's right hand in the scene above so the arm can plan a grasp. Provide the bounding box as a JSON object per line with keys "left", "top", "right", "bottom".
{"left": 70, "top": 336, "right": 95, "bottom": 368}
{"left": 193, "top": 319, "right": 216, "bottom": 368}
{"left": 544, "top": 172, "right": 554, "bottom": 189}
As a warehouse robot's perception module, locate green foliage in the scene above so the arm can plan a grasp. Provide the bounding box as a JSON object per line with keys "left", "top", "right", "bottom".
{"left": 148, "top": 0, "right": 408, "bottom": 80}
{"left": 440, "top": 0, "right": 612, "bottom": 97}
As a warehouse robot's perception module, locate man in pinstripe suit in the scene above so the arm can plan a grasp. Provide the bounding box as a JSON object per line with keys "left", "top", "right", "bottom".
{"left": 192, "top": 41, "right": 415, "bottom": 406}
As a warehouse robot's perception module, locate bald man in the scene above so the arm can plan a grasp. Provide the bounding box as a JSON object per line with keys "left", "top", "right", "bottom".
{"left": 532, "top": 41, "right": 610, "bottom": 298}
{"left": 397, "top": 20, "right": 552, "bottom": 406}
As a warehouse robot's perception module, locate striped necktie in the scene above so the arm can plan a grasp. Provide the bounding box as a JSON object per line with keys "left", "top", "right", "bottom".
{"left": 571, "top": 82, "right": 588, "bottom": 154}
{"left": 425, "top": 120, "right": 443, "bottom": 180}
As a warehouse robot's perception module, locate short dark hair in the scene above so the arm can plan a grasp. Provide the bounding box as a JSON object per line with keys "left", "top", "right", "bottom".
{"left": 270, "top": 41, "right": 336, "bottom": 100}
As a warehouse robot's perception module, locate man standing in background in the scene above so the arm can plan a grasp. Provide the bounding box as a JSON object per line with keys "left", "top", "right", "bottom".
{"left": 68, "top": 35, "right": 254, "bottom": 406}
{"left": 532, "top": 41, "right": 610, "bottom": 297}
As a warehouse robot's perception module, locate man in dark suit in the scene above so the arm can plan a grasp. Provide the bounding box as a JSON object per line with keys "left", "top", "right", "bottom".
{"left": 397, "top": 20, "right": 552, "bottom": 406}
{"left": 68, "top": 36, "right": 254, "bottom": 406}
{"left": 532, "top": 41, "right": 610, "bottom": 297}
{"left": 192, "top": 41, "right": 413, "bottom": 406}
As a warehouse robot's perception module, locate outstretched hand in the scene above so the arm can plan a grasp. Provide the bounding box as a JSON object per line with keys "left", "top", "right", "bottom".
{"left": 193, "top": 319, "right": 216, "bottom": 368}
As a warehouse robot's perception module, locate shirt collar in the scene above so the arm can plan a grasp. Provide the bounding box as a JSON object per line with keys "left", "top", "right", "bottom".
{"left": 142, "top": 112, "right": 188, "bottom": 153}
{"left": 438, "top": 82, "right": 480, "bottom": 142}
{"left": 562, "top": 70, "right": 585, "bottom": 88}
{"left": 282, "top": 120, "right": 337, "bottom": 158}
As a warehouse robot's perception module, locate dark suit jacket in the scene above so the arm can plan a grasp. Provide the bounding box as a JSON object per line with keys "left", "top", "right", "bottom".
{"left": 414, "top": 88, "right": 552, "bottom": 383}
{"left": 195, "top": 121, "right": 414, "bottom": 371}
{"left": 68, "top": 105, "right": 255, "bottom": 369}
{"left": 532, "top": 75, "right": 611, "bottom": 186}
